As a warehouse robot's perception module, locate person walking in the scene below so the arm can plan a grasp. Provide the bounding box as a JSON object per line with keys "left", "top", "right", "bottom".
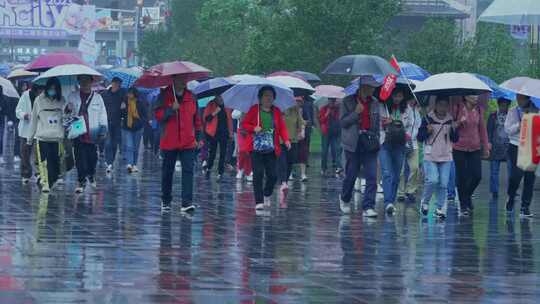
{"left": 399, "top": 97, "right": 422, "bottom": 203}
{"left": 66, "top": 75, "right": 108, "bottom": 194}
{"left": 417, "top": 97, "right": 459, "bottom": 219}
{"left": 203, "top": 96, "right": 233, "bottom": 179}
{"left": 16, "top": 84, "right": 43, "bottom": 184}
{"left": 505, "top": 94, "right": 538, "bottom": 217}
{"left": 298, "top": 97, "right": 312, "bottom": 181}
{"left": 452, "top": 95, "right": 490, "bottom": 216}
{"left": 155, "top": 76, "right": 203, "bottom": 214}
{"left": 339, "top": 78, "right": 387, "bottom": 218}
{"left": 319, "top": 98, "right": 342, "bottom": 177}
{"left": 120, "top": 87, "right": 148, "bottom": 173}
{"left": 102, "top": 77, "right": 126, "bottom": 174}
{"left": 241, "top": 86, "right": 290, "bottom": 211}
{"left": 27, "top": 78, "right": 65, "bottom": 193}
{"left": 487, "top": 97, "right": 511, "bottom": 200}
{"left": 277, "top": 100, "right": 305, "bottom": 194}
{"left": 234, "top": 110, "right": 253, "bottom": 182}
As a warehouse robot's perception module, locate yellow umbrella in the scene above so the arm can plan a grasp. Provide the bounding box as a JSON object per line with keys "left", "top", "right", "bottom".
{"left": 7, "top": 69, "right": 38, "bottom": 80}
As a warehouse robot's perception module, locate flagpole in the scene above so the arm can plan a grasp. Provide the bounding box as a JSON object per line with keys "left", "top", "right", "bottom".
{"left": 391, "top": 55, "right": 426, "bottom": 117}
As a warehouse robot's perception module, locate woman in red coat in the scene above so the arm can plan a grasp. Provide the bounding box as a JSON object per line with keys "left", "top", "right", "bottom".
{"left": 241, "top": 86, "right": 291, "bottom": 211}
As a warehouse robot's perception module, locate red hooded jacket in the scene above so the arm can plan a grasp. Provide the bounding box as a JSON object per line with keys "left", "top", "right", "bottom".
{"left": 240, "top": 105, "right": 290, "bottom": 157}
{"left": 155, "top": 87, "right": 202, "bottom": 151}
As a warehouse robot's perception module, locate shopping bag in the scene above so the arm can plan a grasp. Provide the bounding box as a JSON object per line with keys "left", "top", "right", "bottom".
{"left": 517, "top": 113, "right": 540, "bottom": 171}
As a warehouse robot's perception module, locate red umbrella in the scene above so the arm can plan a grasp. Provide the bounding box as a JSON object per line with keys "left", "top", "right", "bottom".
{"left": 26, "top": 52, "right": 86, "bottom": 72}
{"left": 134, "top": 61, "right": 211, "bottom": 88}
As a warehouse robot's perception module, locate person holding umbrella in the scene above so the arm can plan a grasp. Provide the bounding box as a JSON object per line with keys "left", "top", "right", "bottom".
{"left": 203, "top": 95, "right": 233, "bottom": 180}
{"left": 27, "top": 77, "right": 66, "bottom": 193}
{"left": 120, "top": 87, "right": 148, "bottom": 173}
{"left": 154, "top": 75, "right": 203, "bottom": 214}
{"left": 487, "top": 97, "right": 512, "bottom": 200}
{"left": 66, "top": 75, "right": 108, "bottom": 194}
{"left": 318, "top": 97, "right": 342, "bottom": 176}
{"left": 102, "top": 76, "right": 126, "bottom": 174}
{"left": 241, "top": 86, "right": 291, "bottom": 211}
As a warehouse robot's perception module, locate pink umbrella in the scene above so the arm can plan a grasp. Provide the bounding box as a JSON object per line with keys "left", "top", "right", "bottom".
{"left": 26, "top": 52, "right": 86, "bottom": 72}
{"left": 267, "top": 70, "right": 305, "bottom": 81}
{"left": 314, "top": 85, "right": 345, "bottom": 99}
{"left": 134, "top": 61, "right": 211, "bottom": 88}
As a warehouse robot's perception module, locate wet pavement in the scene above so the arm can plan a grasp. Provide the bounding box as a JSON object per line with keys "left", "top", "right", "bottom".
{"left": 1, "top": 149, "right": 540, "bottom": 304}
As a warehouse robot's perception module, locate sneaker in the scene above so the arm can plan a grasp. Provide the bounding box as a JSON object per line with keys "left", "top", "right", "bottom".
{"left": 236, "top": 170, "right": 244, "bottom": 180}
{"left": 22, "top": 178, "right": 30, "bottom": 185}
{"left": 0, "top": 157, "right": 5, "bottom": 164}
{"left": 363, "top": 208, "right": 378, "bottom": 218}
{"left": 301, "top": 174, "right": 308, "bottom": 182}
{"left": 377, "top": 184, "right": 384, "bottom": 193}
{"left": 506, "top": 199, "right": 515, "bottom": 214}
{"left": 406, "top": 194, "right": 416, "bottom": 203}
{"left": 75, "top": 184, "right": 84, "bottom": 194}
{"left": 106, "top": 164, "right": 113, "bottom": 174}
{"left": 127, "top": 165, "right": 133, "bottom": 173}
{"left": 385, "top": 203, "right": 396, "bottom": 216}
{"left": 132, "top": 166, "right": 139, "bottom": 173}
{"left": 520, "top": 207, "right": 533, "bottom": 218}
{"left": 88, "top": 176, "right": 97, "bottom": 189}
{"left": 161, "top": 201, "right": 171, "bottom": 213}
{"left": 397, "top": 195, "right": 406, "bottom": 202}
{"left": 14, "top": 156, "right": 20, "bottom": 162}
{"left": 335, "top": 168, "right": 343, "bottom": 175}
{"left": 255, "top": 203, "right": 265, "bottom": 210}
{"left": 420, "top": 203, "right": 429, "bottom": 217}
{"left": 41, "top": 184, "right": 50, "bottom": 193}
{"left": 246, "top": 174, "right": 253, "bottom": 182}
{"left": 447, "top": 196, "right": 455, "bottom": 203}
{"left": 280, "top": 183, "right": 289, "bottom": 194}
{"left": 56, "top": 178, "right": 64, "bottom": 185}
{"left": 435, "top": 208, "right": 446, "bottom": 219}
{"left": 217, "top": 174, "right": 222, "bottom": 180}
{"left": 264, "top": 196, "right": 272, "bottom": 208}
{"left": 354, "top": 179, "right": 362, "bottom": 192}
{"left": 339, "top": 196, "right": 351, "bottom": 214}
{"left": 459, "top": 208, "right": 471, "bottom": 217}
{"left": 181, "top": 204, "right": 196, "bottom": 213}
{"left": 175, "top": 161, "right": 182, "bottom": 169}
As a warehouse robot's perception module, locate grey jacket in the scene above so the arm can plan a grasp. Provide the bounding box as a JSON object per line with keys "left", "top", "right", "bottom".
{"left": 340, "top": 95, "right": 385, "bottom": 153}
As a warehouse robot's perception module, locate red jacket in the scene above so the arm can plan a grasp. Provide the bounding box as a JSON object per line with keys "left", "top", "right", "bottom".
{"left": 203, "top": 100, "right": 233, "bottom": 138}
{"left": 240, "top": 105, "right": 290, "bottom": 157}
{"left": 319, "top": 104, "right": 340, "bottom": 136}
{"left": 155, "top": 87, "right": 202, "bottom": 151}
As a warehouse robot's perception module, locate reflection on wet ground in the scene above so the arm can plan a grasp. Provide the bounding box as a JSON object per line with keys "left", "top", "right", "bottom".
{"left": 0, "top": 151, "right": 539, "bottom": 303}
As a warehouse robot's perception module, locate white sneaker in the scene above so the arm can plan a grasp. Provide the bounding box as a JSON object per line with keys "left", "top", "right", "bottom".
{"left": 255, "top": 203, "right": 265, "bottom": 210}
{"left": 236, "top": 170, "right": 244, "bottom": 180}
{"left": 264, "top": 196, "right": 272, "bottom": 208}
{"left": 301, "top": 174, "right": 308, "bottom": 182}
{"left": 161, "top": 202, "right": 171, "bottom": 213}
{"left": 354, "top": 178, "right": 362, "bottom": 192}
{"left": 56, "top": 178, "right": 64, "bottom": 185}
{"left": 0, "top": 157, "right": 5, "bottom": 164}
{"left": 377, "top": 184, "right": 384, "bottom": 193}
{"left": 280, "top": 183, "right": 289, "bottom": 193}
{"left": 14, "top": 156, "right": 20, "bottom": 162}
{"left": 127, "top": 165, "right": 133, "bottom": 173}
{"left": 106, "top": 164, "right": 113, "bottom": 174}
{"left": 246, "top": 174, "right": 253, "bottom": 182}
{"left": 339, "top": 196, "right": 351, "bottom": 214}
{"left": 41, "top": 184, "right": 50, "bottom": 193}
{"left": 132, "top": 166, "right": 139, "bottom": 173}
{"left": 22, "top": 178, "right": 30, "bottom": 185}
{"left": 75, "top": 186, "right": 84, "bottom": 194}
{"left": 363, "top": 208, "right": 378, "bottom": 218}
{"left": 175, "top": 161, "right": 181, "bottom": 168}
{"left": 435, "top": 208, "right": 447, "bottom": 219}
{"left": 386, "top": 203, "right": 396, "bottom": 215}
{"left": 88, "top": 177, "right": 97, "bottom": 189}
{"left": 181, "top": 204, "right": 196, "bottom": 213}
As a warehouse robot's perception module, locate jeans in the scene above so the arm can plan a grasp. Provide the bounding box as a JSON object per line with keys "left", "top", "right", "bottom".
{"left": 447, "top": 161, "right": 457, "bottom": 199}
{"left": 36, "top": 141, "right": 60, "bottom": 188}
{"left": 161, "top": 149, "right": 195, "bottom": 206}
{"left": 379, "top": 143, "right": 406, "bottom": 205}
{"left": 321, "top": 134, "right": 341, "bottom": 172}
{"left": 74, "top": 140, "right": 98, "bottom": 184}
{"left": 341, "top": 140, "right": 378, "bottom": 210}
{"left": 143, "top": 123, "right": 153, "bottom": 148}
{"left": 507, "top": 144, "right": 536, "bottom": 207}
{"left": 278, "top": 143, "right": 298, "bottom": 183}
{"left": 422, "top": 161, "right": 451, "bottom": 210}
{"left": 251, "top": 152, "right": 277, "bottom": 204}
{"left": 453, "top": 149, "right": 482, "bottom": 209}
{"left": 0, "top": 116, "right": 4, "bottom": 156}
{"left": 122, "top": 128, "right": 143, "bottom": 166}
{"left": 105, "top": 124, "right": 122, "bottom": 165}
{"left": 490, "top": 160, "right": 512, "bottom": 195}
{"left": 400, "top": 148, "right": 420, "bottom": 196}
{"left": 207, "top": 135, "right": 228, "bottom": 175}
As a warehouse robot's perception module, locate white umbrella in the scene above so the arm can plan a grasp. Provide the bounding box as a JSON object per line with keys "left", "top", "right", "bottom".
{"left": 500, "top": 77, "right": 540, "bottom": 99}
{"left": 0, "top": 76, "right": 20, "bottom": 98}
{"left": 479, "top": 0, "right": 540, "bottom": 25}
{"left": 266, "top": 75, "right": 315, "bottom": 97}
{"left": 7, "top": 69, "right": 38, "bottom": 80}
{"left": 33, "top": 64, "right": 102, "bottom": 85}
{"left": 413, "top": 73, "right": 492, "bottom": 96}
{"left": 222, "top": 76, "right": 295, "bottom": 113}
{"left": 313, "top": 85, "right": 345, "bottom": 108}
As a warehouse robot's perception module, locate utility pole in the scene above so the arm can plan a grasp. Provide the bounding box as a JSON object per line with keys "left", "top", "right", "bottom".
{"left": 118, "top": 11, "right": 124, "bottom": 61}
{"left": 135, "top": 0, "right": 144, "bottom": 67}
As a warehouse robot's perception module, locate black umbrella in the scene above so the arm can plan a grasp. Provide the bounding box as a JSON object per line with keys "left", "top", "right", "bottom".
{"left": 322, "top": 54, "right": 398, "bottom": 77}
{"left": 292, "top": 71, "right": 321, "bottom": 83}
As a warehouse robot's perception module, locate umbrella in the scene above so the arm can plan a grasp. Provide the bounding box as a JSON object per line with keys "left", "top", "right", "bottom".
{"left": 266, "top": 75, "right": 315, "bottom": 97}
{"left": 500, "top": 77, "right": 540, "bottom": 99}
{"left": 103, "top": 67, "right": 143, "bottom": 88}
{"left": 197, "top": 96, "right": 214, "bottom": 108}
{"left": 229, "top": 74, "right": 261, "bottom": 83}
{"left": 26, "top": 52, "right": 86, "bottom": 72}
{"left": 322, "top": 54, "right": 399, "bottom": 77}
{"left": 267, "top": 71, "right": 304, "bottom": 80}
{"left": 0, "top": 64, "right": 9, "bottom": 78}
{"left": 134, "top": 61, "right": 211, "bottom": 88}
{"left": 7, "top": 69, "right": 38, "bottom": 80}
{"left": 397, "top": 62, "right": 431, "bottom": 81}
{"left": 479, "top": 0, "right": 540, "bottom": 25}
{"left": 222, "top": 76, "right": 295, "bottom": 113}
{"left": 292, "top": 71, "right": 322, "bottom": 83}
{"left": 474, "top": 74, "right": 515, "bottom": 100}
{"left": 33, "top": 64, "right": 102, "bottom": 86}
{"left": 193, "top": 77, "right": 235, "bottom": 99}
{"left": 413, "top": 73, "right": 492, "bottom": 96}
{"left": 314, "top": 85, "right": 345, "bottom": 99}
{"left": 0, "top": 77, "right": 20, "bottom": 98}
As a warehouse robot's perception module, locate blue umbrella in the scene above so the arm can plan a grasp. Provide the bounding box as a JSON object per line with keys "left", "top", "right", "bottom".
{"left": 474, "top": 74, "right": 515, "bottom": 100}
{"left": 398, "top": 62, "right": 431, "bottom": 81}
{"left": 197, "top": 96, "right": 214, "bottom": 108}
{"left": 0, "top": 64, "right": 10, "bottom": 78}
{"left": 222, "top": 76, "right": 295, "bottom": 112}
{"left": 344, "top": 75, "right": 414, "bottom": 96}
{"left": 193, "top": 77, "right": 235, "bottom": 99}
{"left": 103, "top": 67, "right": 143, "bottom": 88}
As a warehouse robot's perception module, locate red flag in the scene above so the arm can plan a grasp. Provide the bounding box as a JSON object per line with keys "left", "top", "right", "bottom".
{"left": 390, "top": 55, "right": 400, "bottom": 73}
{"left": 379, "top": 74, "right": 397, "bottom": 101}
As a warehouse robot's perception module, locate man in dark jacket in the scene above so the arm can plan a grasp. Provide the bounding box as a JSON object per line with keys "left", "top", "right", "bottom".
{"left": 487, "top": 97, "right": 511, "bottom": 199}
{"left": 102, "top": 77, "right": 126, "bottom": 173}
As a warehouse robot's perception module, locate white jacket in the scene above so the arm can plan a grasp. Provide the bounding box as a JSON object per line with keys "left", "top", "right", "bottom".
{"left": 403, "top": 105, "right": 422, "bottom": 149}
{"left": 67, "top": 90, "right": 108, "bottom": 143}
{"left": 28, "top": 94, "right": 66, "bottom": 142}
{"left": 15, "top": 91, "right": 33, "bottom": 140}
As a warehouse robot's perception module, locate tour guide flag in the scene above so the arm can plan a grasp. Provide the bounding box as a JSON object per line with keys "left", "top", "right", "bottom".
{"left": 379, "top": 56, "right": 401, "bottom": 101}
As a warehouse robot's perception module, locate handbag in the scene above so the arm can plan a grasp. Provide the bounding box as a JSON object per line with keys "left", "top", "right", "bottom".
{"left": 358, "top": 130, "right": 380, "bottom": 153}
{"left": 66, "top": 116, "right": 88, "bottom": 140}
{"left": 253, "top": 109, "right": 275, "bottom": 153}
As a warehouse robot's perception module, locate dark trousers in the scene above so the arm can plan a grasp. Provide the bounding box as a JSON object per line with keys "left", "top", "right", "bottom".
{"left": 36, "top": 141, "right": 60, "bottom": 188}
{"left": 341, "top": 141, "right": 378, "bottom": 210}
{"left": 278, "top": 143, "right": 298, "bottom": 183}
{"left": 144, "top": 123, "right": 153, "bottom": 148}
{"left": 321, "top": 134, "right": 341, "bottom": 172}
{"left": 0, "top": 116, "right": 4, "bottom": 155}
{"left": 20, "top": 138, "right": 33, "bottom": 179}
{"left": 152, "top": 128, "right": 161, "bottom": 155}
{"left": 105, "top": 124, "right": 122, "bottom": 165}
{"left": 207, "top": 135, "right": 228, "bottom": 175}
{"left": 507, "top": 144, "right": 536, "bottom": 207}
{"left": 453, "top": 149, "right": 482, "bottom": 209}
{"left": 161, "top": 149, "right": 195, "bottom": 206}
{"left": 251, "top": 152, "right": 277, "bottom": 204}
{"left": 74, "top": 141, "right": 98, "bottom": 183}
{"left": 13, "top": 122, "right": 20, "bottom": 157}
